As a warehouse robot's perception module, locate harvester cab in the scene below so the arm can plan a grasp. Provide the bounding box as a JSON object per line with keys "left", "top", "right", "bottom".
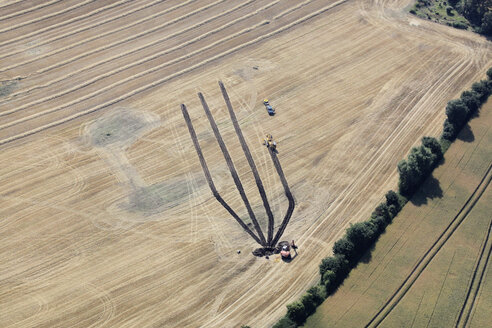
{"left": 263, "top": 99, "right": 275, "bottom": 116}
{"left": 278, "top": 241, "right": 292, "bottom": 260}
{"left": 262, "top": 134, "right": 277, "bottom": 150}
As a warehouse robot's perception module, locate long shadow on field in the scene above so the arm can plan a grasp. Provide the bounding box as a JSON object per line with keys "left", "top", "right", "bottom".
{"left": 410, "top": 175, "right": 443, "bottom": 206}
{"left": 181, "top": 81, "right": 295, "bottom": 249}
{"left": 457, "top": 124, "right": 475, "bottom": 143}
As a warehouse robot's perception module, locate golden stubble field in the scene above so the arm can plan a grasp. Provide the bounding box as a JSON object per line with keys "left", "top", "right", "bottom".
{"left": 305, "top": 100, "right": 492, "bottom": 328}
{"left": 0, "top": 0, "right": 491, "bottom": 327}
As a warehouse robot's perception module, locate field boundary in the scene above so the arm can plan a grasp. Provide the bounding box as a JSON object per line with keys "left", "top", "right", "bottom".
{"left": 365, "top": 164, "right": 492, "bottom": 327}
{"left": 455, "top": 219, "right": 492, "bottom": 327}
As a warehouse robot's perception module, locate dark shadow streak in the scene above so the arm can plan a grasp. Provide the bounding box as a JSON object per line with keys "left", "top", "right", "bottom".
{"left": 198, "top": 93, "right": 267, "bottom": 246}
{"left": 219, "top": 81, "right": 276, "bottom": 245}
{"left": 269, "top": 149, "right": 296, "bottom": 246}
{"left": 181, "top": 104, "right": 262, "bottom": 245}
{"left": 410, "top": 175, "right": 443, "bottom": 207}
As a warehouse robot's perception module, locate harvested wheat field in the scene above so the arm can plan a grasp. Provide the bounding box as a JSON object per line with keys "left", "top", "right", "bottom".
{"left": 0, "top": 0, "right": 491, "bottom": 327}
{"left": 306, "top": 100, "right": 492, "bottom": 328}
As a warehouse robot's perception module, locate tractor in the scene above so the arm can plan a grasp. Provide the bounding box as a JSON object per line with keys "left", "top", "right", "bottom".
{"left": 263, "top": 99, "right": 275, "bottom": 116}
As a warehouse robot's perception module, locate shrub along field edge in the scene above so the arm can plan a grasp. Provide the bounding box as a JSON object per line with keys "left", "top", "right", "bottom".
{"left": 267, "top": 68, "right": 492, "bottom": 328}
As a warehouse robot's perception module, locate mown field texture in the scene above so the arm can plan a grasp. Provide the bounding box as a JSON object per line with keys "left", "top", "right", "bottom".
{"left": 306, "top": 100, "right": 492, "bottom": 328}
{"left": 0, "top": 0, "right": 491, "bottom": 327}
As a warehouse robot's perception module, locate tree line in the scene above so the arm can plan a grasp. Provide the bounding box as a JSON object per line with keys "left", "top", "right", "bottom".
{"left": 270, "top": 68, "right": 492, "bottom": 328}
{"left": 448, "top": 0, "right": 492, "bottom": 35}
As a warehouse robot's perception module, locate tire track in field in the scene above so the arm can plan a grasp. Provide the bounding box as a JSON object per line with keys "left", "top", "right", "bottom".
{"left": 0, "top": 0, "right": 133, "bottom": 47}
{"left": 365, "top": 164, "right": 492, "bottom": 328}
{"left": 0, "top": 0, "right": 181, "bottom": 59}
{"left": 0, "top": 0, "right": 199, "bottom": 69}
{"left": 0, "top": 0, "right": 62, "bottom": 21}
{"left": 0, "top": 0, "right": 97, "bottom": 33}
{"left": 310, "top": 10, "right": 474, "bottom": 190}
{"left": 455, "top": 219, "right": 492, "bottom": 328}
{"left": 315, "top": 38, "right": 475, "bottom": 226}
{"left": 2, "top": 0, "right": 256, "bottom": 100}
{"left": 0, "top": 0, "right": 354, "bottom": 146}
{"left": 302, "top": 49, "right": 468, "bottom": 246}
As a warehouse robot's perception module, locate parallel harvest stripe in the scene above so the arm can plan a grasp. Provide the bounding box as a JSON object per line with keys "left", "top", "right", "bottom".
{"left": 0, "top": 0, "right": 130, "bottom": 47}
{"left": 4, "top": 0, "right": 260, "bottom": 102}
{"left": 0, "top": 0, "right": 191, "bottom": 62}
{"left": 0, "top": 0, "right": 215, "bottom": 71}
{"left": 0, "top": 0, "right": 62, "bottom": 21}
{"left": 0, "top": 0, "right": 97, "bottom": 33}
{"left": 0, "top": 16, "right": 269, "bottom": 123}
{"left": 0, "top": 0, "right": 349, "bottom": 146}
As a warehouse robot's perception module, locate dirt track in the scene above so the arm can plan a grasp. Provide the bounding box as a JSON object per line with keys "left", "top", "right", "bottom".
{"left": 1, "top": 0, "right": 491, "bottom": 327}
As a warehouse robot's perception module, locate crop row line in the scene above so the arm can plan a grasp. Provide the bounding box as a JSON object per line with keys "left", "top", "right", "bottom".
{"left": 3, "top": 0, "right": 255, "bottom": 101}
{"left": 0, "top": 0, "right": 25, "bottom": 10}
{"left": 455, "top": 219, "right": 492, "bottom": 327}
{"left": 0, "top": 0, "right": 62, "bottom": 21}
{"left": 0, "top": 0, "right": 273, "bottom": 121}
{"left": 365, "top": 164, "right": 492, "bottom": 328}
{"left": 0, "top": 0, "right": 96, "bottom": 34}
{"left": 273, "top": 0, "right": 312, "bottom": 20}
{"left": 0, "top": 0, "right": 172, "bottom": 59}
{"left": 0, "top": 0, "right": 134, "bottom": 47}
{"left": 0, "top": 0, "right": 347, "bottom": 146}
{"left": 0, "top": 0, "right": 194, "bottom": 63}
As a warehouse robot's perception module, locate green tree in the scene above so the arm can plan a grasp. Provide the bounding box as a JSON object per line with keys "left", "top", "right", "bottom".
{"left": 371, "top": 215, "right": 389, "bottom": 232}
{"left": 301, "top": 293, "right": 317, "bottom": 315}
{"left": 398, "top": 159, "right": 416, "bottom": 196}
{"left": 422, "top": 136, "right": 443, "bottom": 164}
{"left": 442, "top": 119, "right": 457, "bottom": 140}
{"left": 385, "top": 190, "right": 401, "bottom": 212}
{"left": 333, "top": 237, "right": 355, "bottom": 260}
{"left": 463, "top": 0, "right": 491, "bottom": 26}
{"left": 346, "top": 222, "right": 376, "bottom": 251}
{"left": 446, "top": 99, "right": 469, "bottom": 125}
{"left": 487, "top": 67, "right": 492, "bottom": 80}
{"left": 322, "top": 270, "right": 336, "bottom": 285}
{"left": 471, "top": 80, "right": 492, "bottom": 102}
{"left": 319, "top": 256, "right": 346, "bottom": 277}
{"left": 372, "top": 202, "right": 391, "bottom": 222}
{"left": 286, "top": 301, "right": 306, "bottom": 325}
{"left": 481, "top": 11, "right": 492, "bottom": 35}
{"left": 307, "top": 285, "right": 325, "bottom": 306}
{"left": 411, "top": 146, "right": 435, "bottom": 177}
{"left": 272, "top": 317, "right": 296, "bottom": 328}
{"left": 460, "top": 90, "right": 481, "bottom": 114}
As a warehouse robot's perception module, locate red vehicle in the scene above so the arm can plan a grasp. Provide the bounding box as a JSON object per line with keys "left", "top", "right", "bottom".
{"left": 280, "top": 244, "right": 291, "bottom": 259}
